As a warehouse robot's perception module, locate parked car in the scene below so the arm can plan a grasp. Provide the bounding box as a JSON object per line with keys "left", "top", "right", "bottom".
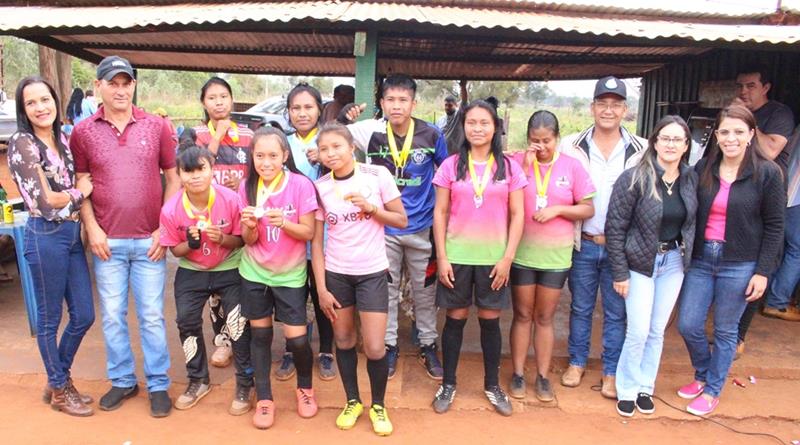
{"left": 232, "top": 96, "right": 291, "bottom": 133}
{"left": 0, "top": 92, "right": 16, "bottom": 144}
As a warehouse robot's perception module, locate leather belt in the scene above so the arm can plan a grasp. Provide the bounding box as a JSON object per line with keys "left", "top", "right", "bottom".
{"left": 657, "top": 240, "right": 680, "bottom": 254}
{"left": 581, "top": 232, "right": 605, "bottom": 245}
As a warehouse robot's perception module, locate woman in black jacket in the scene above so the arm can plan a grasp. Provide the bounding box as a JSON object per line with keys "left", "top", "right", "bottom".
{"left": 606, "top": 115, "right": 697, "bottom": 417}
{"left": 677, "top": 105, "right": 785, "bottom": 416}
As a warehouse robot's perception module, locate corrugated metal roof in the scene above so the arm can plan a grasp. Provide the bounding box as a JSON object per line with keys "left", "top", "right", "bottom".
{"left": 1, "top": 2, "right": 798, "bottom": 44}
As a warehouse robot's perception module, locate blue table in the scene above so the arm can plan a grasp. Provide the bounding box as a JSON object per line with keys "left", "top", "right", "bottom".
{"left": 0, "top": 211, "right": 36, "bottom": 336}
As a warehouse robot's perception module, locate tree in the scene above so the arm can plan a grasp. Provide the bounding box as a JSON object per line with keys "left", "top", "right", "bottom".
{"left": 523, "top": 82, "right": 553, "bottom": 106}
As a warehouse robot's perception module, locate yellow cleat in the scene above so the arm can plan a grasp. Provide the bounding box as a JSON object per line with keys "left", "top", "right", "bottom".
{"left": 369, "top": 404, "right": 393, "bottom": 436}
{"left": 335, "top": 399, "right": 363, "bottom": 430}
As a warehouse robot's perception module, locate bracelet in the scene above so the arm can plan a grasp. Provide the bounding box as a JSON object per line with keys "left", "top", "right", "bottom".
{"left": 369, "top": 204, "right": 379, "bottom": 215}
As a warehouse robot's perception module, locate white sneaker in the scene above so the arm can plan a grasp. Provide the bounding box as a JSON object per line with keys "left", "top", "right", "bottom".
{"left": 210, "top": 345, "right": 232, "bottom": 368}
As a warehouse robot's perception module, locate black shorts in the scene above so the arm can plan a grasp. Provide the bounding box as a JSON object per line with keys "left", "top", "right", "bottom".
{"left": 325, "top": 270, "right": 389, "bottom": 313}
{"left": 435, "top": 264, "right": 510, "bottom": 310}
{"left": 240, "top": 277, "right": 308, "bottom": 326}
{"left": 510, "top": 265, "right": 569, "bottom": 289}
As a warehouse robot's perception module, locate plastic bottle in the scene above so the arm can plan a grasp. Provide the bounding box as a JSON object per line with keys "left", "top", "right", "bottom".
{"left": 0, "top": 186, "right": 13, "bottom": 224}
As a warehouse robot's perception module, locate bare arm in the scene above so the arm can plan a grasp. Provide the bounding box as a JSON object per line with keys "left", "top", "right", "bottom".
{"left": 756, "top": 129, "right": 788, "bottom": 161}
{"left": 311, "top": 219, "right": 341, "bottom": 321}
{"left": 264, "top": 210, "right": 315, "bottom": 241}
{"left": 491, "top": 188, "right": 524, "bottom": 289}
{"left": 162, "top": 167, "right": 181, "bottom": 202}
{"left": 433, "top": 186, "right": 454, "bottom": 288}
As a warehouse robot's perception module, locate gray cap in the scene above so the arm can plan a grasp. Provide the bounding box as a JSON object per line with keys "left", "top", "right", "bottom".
{"left": 96, "top": 56, "right": 135, "bottom": 81}
{"left": 594, "top": 76, "right": 626, "bottom": 100}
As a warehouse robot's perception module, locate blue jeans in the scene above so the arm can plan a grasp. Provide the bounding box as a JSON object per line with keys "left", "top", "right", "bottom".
{"left": 678, "top": 241, "right": 755, "bottom": 398}
{"left": 766, "top": 205, "right": 800, "bottom": 310}
{"left": 616, "top": 250, "right": 684, "bottom": 401}
{"left": 567, "top": 239, "right": 626, "bottom": 376}
{"left": 24, "top": 218, "right": 95, "bottom": 389}
{"left": 94, "top": 238, "right": 170, "bottom": 392}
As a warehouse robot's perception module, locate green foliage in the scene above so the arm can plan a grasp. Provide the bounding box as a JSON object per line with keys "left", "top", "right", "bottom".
{"left": 0, "top": 36, "right": 38, "bottom": 94}
{"left": 71, "top": 58, "right": 94, "bottom": 92}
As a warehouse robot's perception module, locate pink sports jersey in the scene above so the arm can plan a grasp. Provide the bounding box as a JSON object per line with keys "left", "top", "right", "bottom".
{"left": 510, "top": 152, "right": 595, "bottom": 269}
{"left": 432, "top": 154, "right": 528, "bottom": 265}
{"left": 315, "top": 163, "right": 402, "bottom": 275}
{"left": 160, "top": 183, "right": 242, "bottom": 271}
{"left": 238, "top": 171, "right": 319, "bottom": 288}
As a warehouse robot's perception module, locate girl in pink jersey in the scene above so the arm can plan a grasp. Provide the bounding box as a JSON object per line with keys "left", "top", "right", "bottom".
{"left": 431, "top": 100, "right": 527, "bottom": 416}
{"left": 312, "top": 123, "right": 407, "bottom": 436}
{"left": 159, "top": 142, "right": 251, "bottom": 414}
{"left": 239, "top": 127, "right": 320, "bottom": 429}
{"left": 508, "top": 111, "right": 595, "bottom": 402}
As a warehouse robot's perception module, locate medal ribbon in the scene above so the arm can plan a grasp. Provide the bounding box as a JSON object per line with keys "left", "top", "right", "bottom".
{"left": 256, "top": 171, "right": 284, "bottom": 207}
{"left": 532, "top": 152, "right": 559, "bottom": 198}
{"left": 332, "top": 162, "right": 359, "bottom": 201}
{"left": 182, "top": 186, "right": 216, "bottom": 223}
{"left": 298, "top": 127, "right": 319, "bottom": 145}
{"left": 386, "top": 120, "right": 415, "bottom": 171}
{"left": 208, "top": 120, "right": 240, "bottom": 143}
{"left": 468, "top": 153, "right": 495, "bottom": 201}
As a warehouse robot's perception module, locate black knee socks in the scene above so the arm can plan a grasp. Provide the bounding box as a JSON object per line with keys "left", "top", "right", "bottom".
{"left": 251, "top": 326, "right": 273, "bottom": 401}
{"left": 367, "top": 355, "right": 388, "bottom": 407}
{"left": 336, "top": 346, "right": 360, "bottom": 402}
{"left": 286, "top": 334, "right": 313, "bottom": 389}
{"left": 442, "top": 316, "right": 467, "bottom": 386}
{"left": 479, "top": 317, "right": 501, "bottom": 389}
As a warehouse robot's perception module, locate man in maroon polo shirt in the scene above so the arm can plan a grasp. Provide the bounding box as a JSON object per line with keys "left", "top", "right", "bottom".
{"left": 70, "top": 56, "right": 181, "bottom": 418}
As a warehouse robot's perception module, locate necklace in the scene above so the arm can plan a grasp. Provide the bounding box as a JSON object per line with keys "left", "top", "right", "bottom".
{"left": 661, "top": 177, "right": 676, "bottom": 196}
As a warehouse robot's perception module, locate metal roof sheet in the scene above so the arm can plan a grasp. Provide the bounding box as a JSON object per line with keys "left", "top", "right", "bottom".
{"left": 1, "top": 2, "right": 798, "bottom": 44}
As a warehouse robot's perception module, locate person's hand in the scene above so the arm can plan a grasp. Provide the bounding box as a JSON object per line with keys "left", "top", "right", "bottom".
{"left": 614, "top": 279, "right": 629, "bottom": 298}
{"left": 344, "top": 192, "right": 373, "bottom": 214}
{"left": 306, "top": 148, "right": 319, "bottom": 164}
{"left": 214, "top": 119, "right": 232, "bottom": 141}
{"left": 265, "top": 208, "right": 285, "bottom": 228}
{"left": 87, "top": 224, "right": 111, "bottom": 261}
{"left": 489, "top": 257, "right": 512, "bottom": 290}
{"left": 147, "top": 229, "right": 166, "bottom": 262}
{"left": 76, "top": 174, "right": 93, "bottom": 198}
{"left": 533, "top": 206, "right": 560, "bottom": 224}
{"left": 344, "top": 103, "right": 367, "bottom": 121}
{"left": 224, "top": 175, "right": 240, "bottom": 191}
{"left": 745, "top": 274, "right": 768, "bottom": 302}
{"left": 437, "top": 258, "right": 455, "bottom": 289}
{"left": 319, "top": 289, "right": 342, "bottom": 322}
{"left": 204, "top": 224, "right": 223, "bottom": 244}
{"left": 240, "top": 206, "right": 258, "bottom": 230}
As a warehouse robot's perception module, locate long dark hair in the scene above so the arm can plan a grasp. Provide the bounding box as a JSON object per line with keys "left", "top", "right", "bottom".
{"left": 200, "top": 76, "right": 233, "bottom": 123}
{"left": 65, "top": 87, "right": 83, "bottom": 122}
{"left": 456, "top": 100, "right": 507, "bottom": 181}
{"left": 286, "top": 82, "right": 323, "bottom": 128}
{"left": 15, "top": 76, "right": 68, "bottom": 159}
{"left": 700, "top": 105, "right": 770, "bottom": 189}
{"left": 629, "top": 115, "right": 691, "bottom": 201}
{"left": 244, "top": 127, "right": 303, "bottom": 206}
{"left": 176, "top": 138, "right": 215, "bottom": 172}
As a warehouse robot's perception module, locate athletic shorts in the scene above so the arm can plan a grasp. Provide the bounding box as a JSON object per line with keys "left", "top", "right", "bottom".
{"left": 325, "top": 270, "right": 389, "bottom": 313}
{"left": 435, "top": 264, "right": 510, "bottom": 310}
{"left": 510, "top": 264, "right": 569, "bottom": 289}
{"left": 240, "top": 278, "right": 308, "bottom": 326}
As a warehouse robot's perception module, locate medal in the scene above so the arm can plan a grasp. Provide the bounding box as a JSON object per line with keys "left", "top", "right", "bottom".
{"left": 332, "top": 162, "right": 362, "bottom": 202}
{"left": 182, "top": 187, "right": 216, "bottom": 231}
{"left": 532, "top": 152, "right": 559, "bottom": 211}
{"left": 208, "top": 120, "right": 239, "bottom": 143}
{"left": 256, "top": 171, "right": 284, "bottom": 207}
{"left": 386, "top": 120, "right": 415, "bottom": 178}
{"left": 467, "top": 152, "right": 495, "bottom": 209}
{"left": 253, "top": 207, "right": 266, "bottom": 219}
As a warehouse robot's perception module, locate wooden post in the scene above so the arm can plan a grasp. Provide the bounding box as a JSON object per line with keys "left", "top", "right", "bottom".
{"left": 353, "top": 30, "right": 378, "bottom": 122}
{"left": 37, "top": 45, "right": 72, "bottom": 114}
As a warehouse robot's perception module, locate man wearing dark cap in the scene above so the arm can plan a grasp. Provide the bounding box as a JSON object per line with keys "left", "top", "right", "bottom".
{"left": 70, "top": 55, "right": 181, "bottom": 417}
{"left": 557, "top": 76, "right": 647, "bottom": 399}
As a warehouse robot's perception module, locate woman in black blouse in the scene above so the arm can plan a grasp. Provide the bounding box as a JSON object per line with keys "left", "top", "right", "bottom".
{"left": 7, "top": 76, "right": 94, "bottom": 416}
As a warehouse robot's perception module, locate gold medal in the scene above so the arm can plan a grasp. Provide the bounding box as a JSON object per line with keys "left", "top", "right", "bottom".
{"left": 468, "top": 153, "right": 495, "bottom": 209}
{"left": 182, "top": 187, "right": 216, "bottom": 231}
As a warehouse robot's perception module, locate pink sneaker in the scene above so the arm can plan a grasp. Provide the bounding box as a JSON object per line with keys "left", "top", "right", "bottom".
{"left": 296, "top": 388, "right": 318, "bottom": 418}
{"left": 686, "top": 396, "right": 719, "bottom": 416}
{"left": 677, "top": 381, "right": 705, "bottom": 399}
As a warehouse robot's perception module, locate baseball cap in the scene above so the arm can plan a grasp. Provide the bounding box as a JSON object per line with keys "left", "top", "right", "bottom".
{"left": 594, "top": 76, "right": 626, "bottom": 100}
{"left": 96, "top": 56, "right": 135, "bottom": 81}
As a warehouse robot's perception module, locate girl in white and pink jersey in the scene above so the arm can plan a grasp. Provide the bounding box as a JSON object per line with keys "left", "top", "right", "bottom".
{"left": 238, "top": 127, "right": 319, "bottom": 429}
{"left": 312, "top": 123, "right": 407, "bottom": 437}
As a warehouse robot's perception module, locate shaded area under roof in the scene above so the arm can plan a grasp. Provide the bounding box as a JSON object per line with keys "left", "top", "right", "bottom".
{"left": 1, "top": 1, "right": 799, "bottom": 80}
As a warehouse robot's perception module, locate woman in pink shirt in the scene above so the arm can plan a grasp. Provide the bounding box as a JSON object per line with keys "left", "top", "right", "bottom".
{"left": 312, "top": 123, "right": 407, "bottom": 436}
{"left": 238, "top": 127, "right": 320, "bottom": 428}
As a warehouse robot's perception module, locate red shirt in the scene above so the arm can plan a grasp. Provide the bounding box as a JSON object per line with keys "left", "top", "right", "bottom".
{"left": 71, "top": 105, "right": 177, "bottom": 238}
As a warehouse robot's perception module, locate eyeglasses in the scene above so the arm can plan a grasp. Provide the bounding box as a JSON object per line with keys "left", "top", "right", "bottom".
{"left": 656, "top": 136, "right": 687, "bottom": 145}
{"left": 593, "top": 101, "right": 626, "bottom": 112}
{"left": 715, "top": 129, "right": 750, "bottom": 138}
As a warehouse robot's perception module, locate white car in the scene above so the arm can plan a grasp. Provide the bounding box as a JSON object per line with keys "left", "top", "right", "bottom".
{"left": 0, "top": 95, "right": 15, "bottom": 144}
